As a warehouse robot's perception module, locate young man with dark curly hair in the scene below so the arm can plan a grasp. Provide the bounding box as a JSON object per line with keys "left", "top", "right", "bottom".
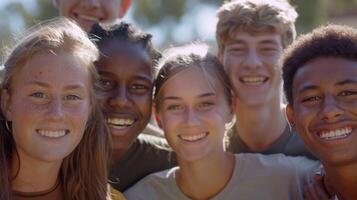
{"left": 283, "top": 24, "right": 357, "bottom": 200}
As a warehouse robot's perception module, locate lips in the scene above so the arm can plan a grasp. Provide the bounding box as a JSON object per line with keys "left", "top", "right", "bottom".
{"left": 106, "top": 117, "right": 135, "bottom": 130}
{"left": 36, "top": 129, "right": 68, "bottom": 138}
{"left": 239, "top": 76, "right": 268, "bottom": 85}
{"left": 317, "top": 127, "right": 353, "bottom": 141}
{"left": 178, "top": 132, "right": 209, "bottom": 142}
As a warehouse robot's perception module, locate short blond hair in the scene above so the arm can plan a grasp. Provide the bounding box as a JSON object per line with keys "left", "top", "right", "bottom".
{"left": 216, "top": 0, "right": 298, "bottom": 52}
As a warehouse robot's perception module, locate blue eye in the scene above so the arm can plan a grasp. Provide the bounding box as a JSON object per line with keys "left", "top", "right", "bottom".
{"left": 167, "top": 104, "right": 182, "bottom": 111}
{"left": 30, "top": 92, "right": 46, "bottom": 98}
{"left": 65, "top": 95, "right": 81, "bottom": 101}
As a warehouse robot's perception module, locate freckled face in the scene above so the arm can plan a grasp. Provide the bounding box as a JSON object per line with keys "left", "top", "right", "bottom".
{"left": 2, "top": 51, "right": 91, "bottom": 164}
{"left": 157, "top": 67, "right": 232, "bottom": 162}
{"left": 288, "top": 57, "right": 357, "bottom": 166}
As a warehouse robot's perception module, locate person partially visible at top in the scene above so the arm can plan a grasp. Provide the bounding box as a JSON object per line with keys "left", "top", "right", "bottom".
{"left": 52, "top": 0, "right": 132, "bottom": 32}
{"left": 216, "top": 0, "right": 315, "bottom": 159}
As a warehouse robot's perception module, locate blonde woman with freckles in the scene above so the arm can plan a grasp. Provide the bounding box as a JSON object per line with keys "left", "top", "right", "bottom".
{"left": 0, "top": 18, "right": 123, "bottom": 200}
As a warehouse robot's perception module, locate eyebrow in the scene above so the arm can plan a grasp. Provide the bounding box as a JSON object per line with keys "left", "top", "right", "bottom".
{"left": 98, "top": 71, "right": 152, "bottom": 82}
{"left": 336, "top": 79, "right": 357, "bottom": 86}
{"left": 162, "top": 92, "right": 216, "bottom": 101}
{"left": 27, "top": 81, "right": 86, "bottom": 90}
{"left": 229, "top": 39, "right": 279, "bottom": 46}
{"left": 297, "top": 85, "right": 319, "bottom": 94}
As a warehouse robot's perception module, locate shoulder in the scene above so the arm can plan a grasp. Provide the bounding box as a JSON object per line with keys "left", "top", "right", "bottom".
{"left": 235, "top": 153, "right": 319, "bottom": 177}
{"left": 124, "top": 167, "right": 178, "bottom": 200}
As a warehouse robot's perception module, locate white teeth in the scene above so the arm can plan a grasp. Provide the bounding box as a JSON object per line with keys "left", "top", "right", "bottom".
{"left": 37, "top": 130, "right": 66, "bottom": 138}
{"left": 319, "top": 127, "right": 352, "bottom": 140}
{"left": 78, "top": 14, "right": 99, "bottom": 22}
{"left": 180, "top": 133, "right": 207, "bottom": 142}
{"left": 241, "top": 76, "right": 267, "bottom": 85}
{"left": 107, "top": 118, "right": 134, "bottom": 129}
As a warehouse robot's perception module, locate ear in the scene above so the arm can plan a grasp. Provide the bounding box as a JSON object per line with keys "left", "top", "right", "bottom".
{"left": 152, "top": 103, "right": 162, "bottom": 128}
{"left": 1, "top": 89, "right": 13, "bottom": 121}
{"left": 52, "top": 0, "right": 59, "bottom": 8}
{"left": 119, "top": 0, "right": 132, "bottom": 18}
{"left": 285, "top": 104, "right": 297, "bottom": 132}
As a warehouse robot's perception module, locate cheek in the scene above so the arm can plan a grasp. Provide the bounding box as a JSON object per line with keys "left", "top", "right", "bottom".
{"left": 135, "top": 95, "right": 152, "bottom": 116}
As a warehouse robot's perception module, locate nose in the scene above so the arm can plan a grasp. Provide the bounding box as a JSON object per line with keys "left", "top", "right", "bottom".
{"left": 319, "top": 96, "right": 344, "bottom": 122}
{"left": 242, "top": 50, "right": 262, "bottom": 70}
{"left": 47, "top": 98, "right": 65, "bottom": 121}
{"left": 184, "top": 107, "right": 200, "bottom": 126}
{"left": 108, "top": 85, "right": 131, "bottom": 108}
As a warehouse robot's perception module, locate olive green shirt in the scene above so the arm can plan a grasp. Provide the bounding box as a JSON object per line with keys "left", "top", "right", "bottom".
{"left": 109, "top": 134, "right": 177, "bottom": 191}
{"left": 225, "top": 124, "right": 316, "bottom": 160}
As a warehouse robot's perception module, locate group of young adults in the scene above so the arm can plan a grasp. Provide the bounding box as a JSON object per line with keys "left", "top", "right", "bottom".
{"left": 0, "top": 0, "right": 355, "bottom": 199}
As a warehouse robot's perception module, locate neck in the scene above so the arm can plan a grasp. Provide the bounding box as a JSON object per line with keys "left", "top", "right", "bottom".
{"left": 176, "top": 152, "right": 235, "bottom": 200}
{"left": 324, "top": 162, "right": 357, "bottom": 200}
{"left": 234, "top": 97, "right": 286, "bottom": 151}
{"left": 11, "top": 152, "right": 61, "bottom": 192}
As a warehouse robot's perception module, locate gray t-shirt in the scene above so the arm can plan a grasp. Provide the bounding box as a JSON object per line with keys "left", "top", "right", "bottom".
{"left": 124, "top": 153, "right": 319, "bottom": 200}
{"left": 225, "top": 124, "right": 316, "bottom": 160}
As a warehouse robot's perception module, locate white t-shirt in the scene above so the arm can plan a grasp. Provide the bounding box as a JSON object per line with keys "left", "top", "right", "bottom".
{"left": 125, "top": 153, "right": 319, "bottom": 200}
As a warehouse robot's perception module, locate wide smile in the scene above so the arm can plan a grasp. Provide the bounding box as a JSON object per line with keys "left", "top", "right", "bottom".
{"left": 178, "top": 132, "right": 209, "bottom": 142}
{"left": 106, "top": 117, "right": 136, "bottom": 130}
{"left": 317, "top": 126, "right": 353, "bottom": 141}
{"left": 239, "top": 76, "right": 268, "bottom": 85}
{"left": 36, "top": 129, "right": 69, "bottom": 138}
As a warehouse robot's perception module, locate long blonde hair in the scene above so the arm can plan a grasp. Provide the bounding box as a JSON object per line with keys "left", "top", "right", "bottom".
{"left": 0, "top": 17, "right": 111, "bottom": 200}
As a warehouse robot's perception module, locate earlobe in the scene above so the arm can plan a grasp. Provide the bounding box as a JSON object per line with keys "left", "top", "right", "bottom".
{"left": 285, "top": 104, "right": 296, "bottom": 132}
{"left": 1, "top": 89, "right": 12, "bottom": 121}
{"left": 217, "top": 52, "right": 223, "bottom": 63}
{"left": 119, "top": 0, "right": 132, "bottom": 18}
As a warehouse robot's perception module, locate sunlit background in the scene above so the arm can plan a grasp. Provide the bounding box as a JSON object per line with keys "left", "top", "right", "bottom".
{"left": 1, "top": 0, "right": 357, "bottom": 63}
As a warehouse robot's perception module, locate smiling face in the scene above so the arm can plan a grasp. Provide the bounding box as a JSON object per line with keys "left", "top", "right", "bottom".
{"left": 157, "top": 67, "right": 232, "bottom": 162}
{"left": 95, "top": 40, "right": 152, "bottom": 152}
{"left": 53, "top": 0, "right": 131, "bottom": 32}
{"left": 2, "top": 51, "right": 91, "bottom": 164}
{"left": 220, "top": 30, "right": 283, "bottom": 106}
{"left": 286, "top": 57, "right": 357, "bottom": 166}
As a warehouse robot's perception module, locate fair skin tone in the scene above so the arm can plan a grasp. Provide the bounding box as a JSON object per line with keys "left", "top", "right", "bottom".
{"left": 52, "top": 0, "right": 131, "bottom": 32}
{"left": 286, "top": 57, "right": 357, "bottom": 200}
{"left": 1, "top": 51, "right": 91, "bottom": 192}
{"left": 157, "top": 67, "right": 234, "bottom": 199}
{"left": 219, "top": 30, "right": 286, "bottom": 151}
{"left": 95, "top": 40, "right": 153, "bottom": 160}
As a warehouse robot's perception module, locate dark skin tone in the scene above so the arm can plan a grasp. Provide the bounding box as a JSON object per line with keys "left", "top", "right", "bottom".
{"left": 286, "top": 57, "right": 357, "bottom": 200}
{"left": 95, "top": 40, "right": 153, "bottom": 160}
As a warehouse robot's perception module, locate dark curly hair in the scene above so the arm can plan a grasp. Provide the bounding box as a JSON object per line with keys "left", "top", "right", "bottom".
{"left": 282, "top": 24, "right": 357, "bottom": 105}
{"left": 89, "top": 20, "right": 162, "bottom": 76}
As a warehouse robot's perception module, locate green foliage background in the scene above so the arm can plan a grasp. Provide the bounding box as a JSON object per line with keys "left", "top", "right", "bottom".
{"left": 0, "top": 0, "right": 357, "bottom": 62}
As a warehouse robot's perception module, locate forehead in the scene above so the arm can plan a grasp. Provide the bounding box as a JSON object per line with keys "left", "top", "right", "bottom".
{"left": 13, "top": 51, "right": 89, "bottom": 86}
{"left": 96, "top": 42, "right": 152, "bottom": 79}
{"left": 293, "top": 57, "right": 357, "bottom": 91}
{"left": 162, "top": 67, "right": 223, "bottom": 97}
{"left": 226, "top": 29, "right": 282, "bottom": 46}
